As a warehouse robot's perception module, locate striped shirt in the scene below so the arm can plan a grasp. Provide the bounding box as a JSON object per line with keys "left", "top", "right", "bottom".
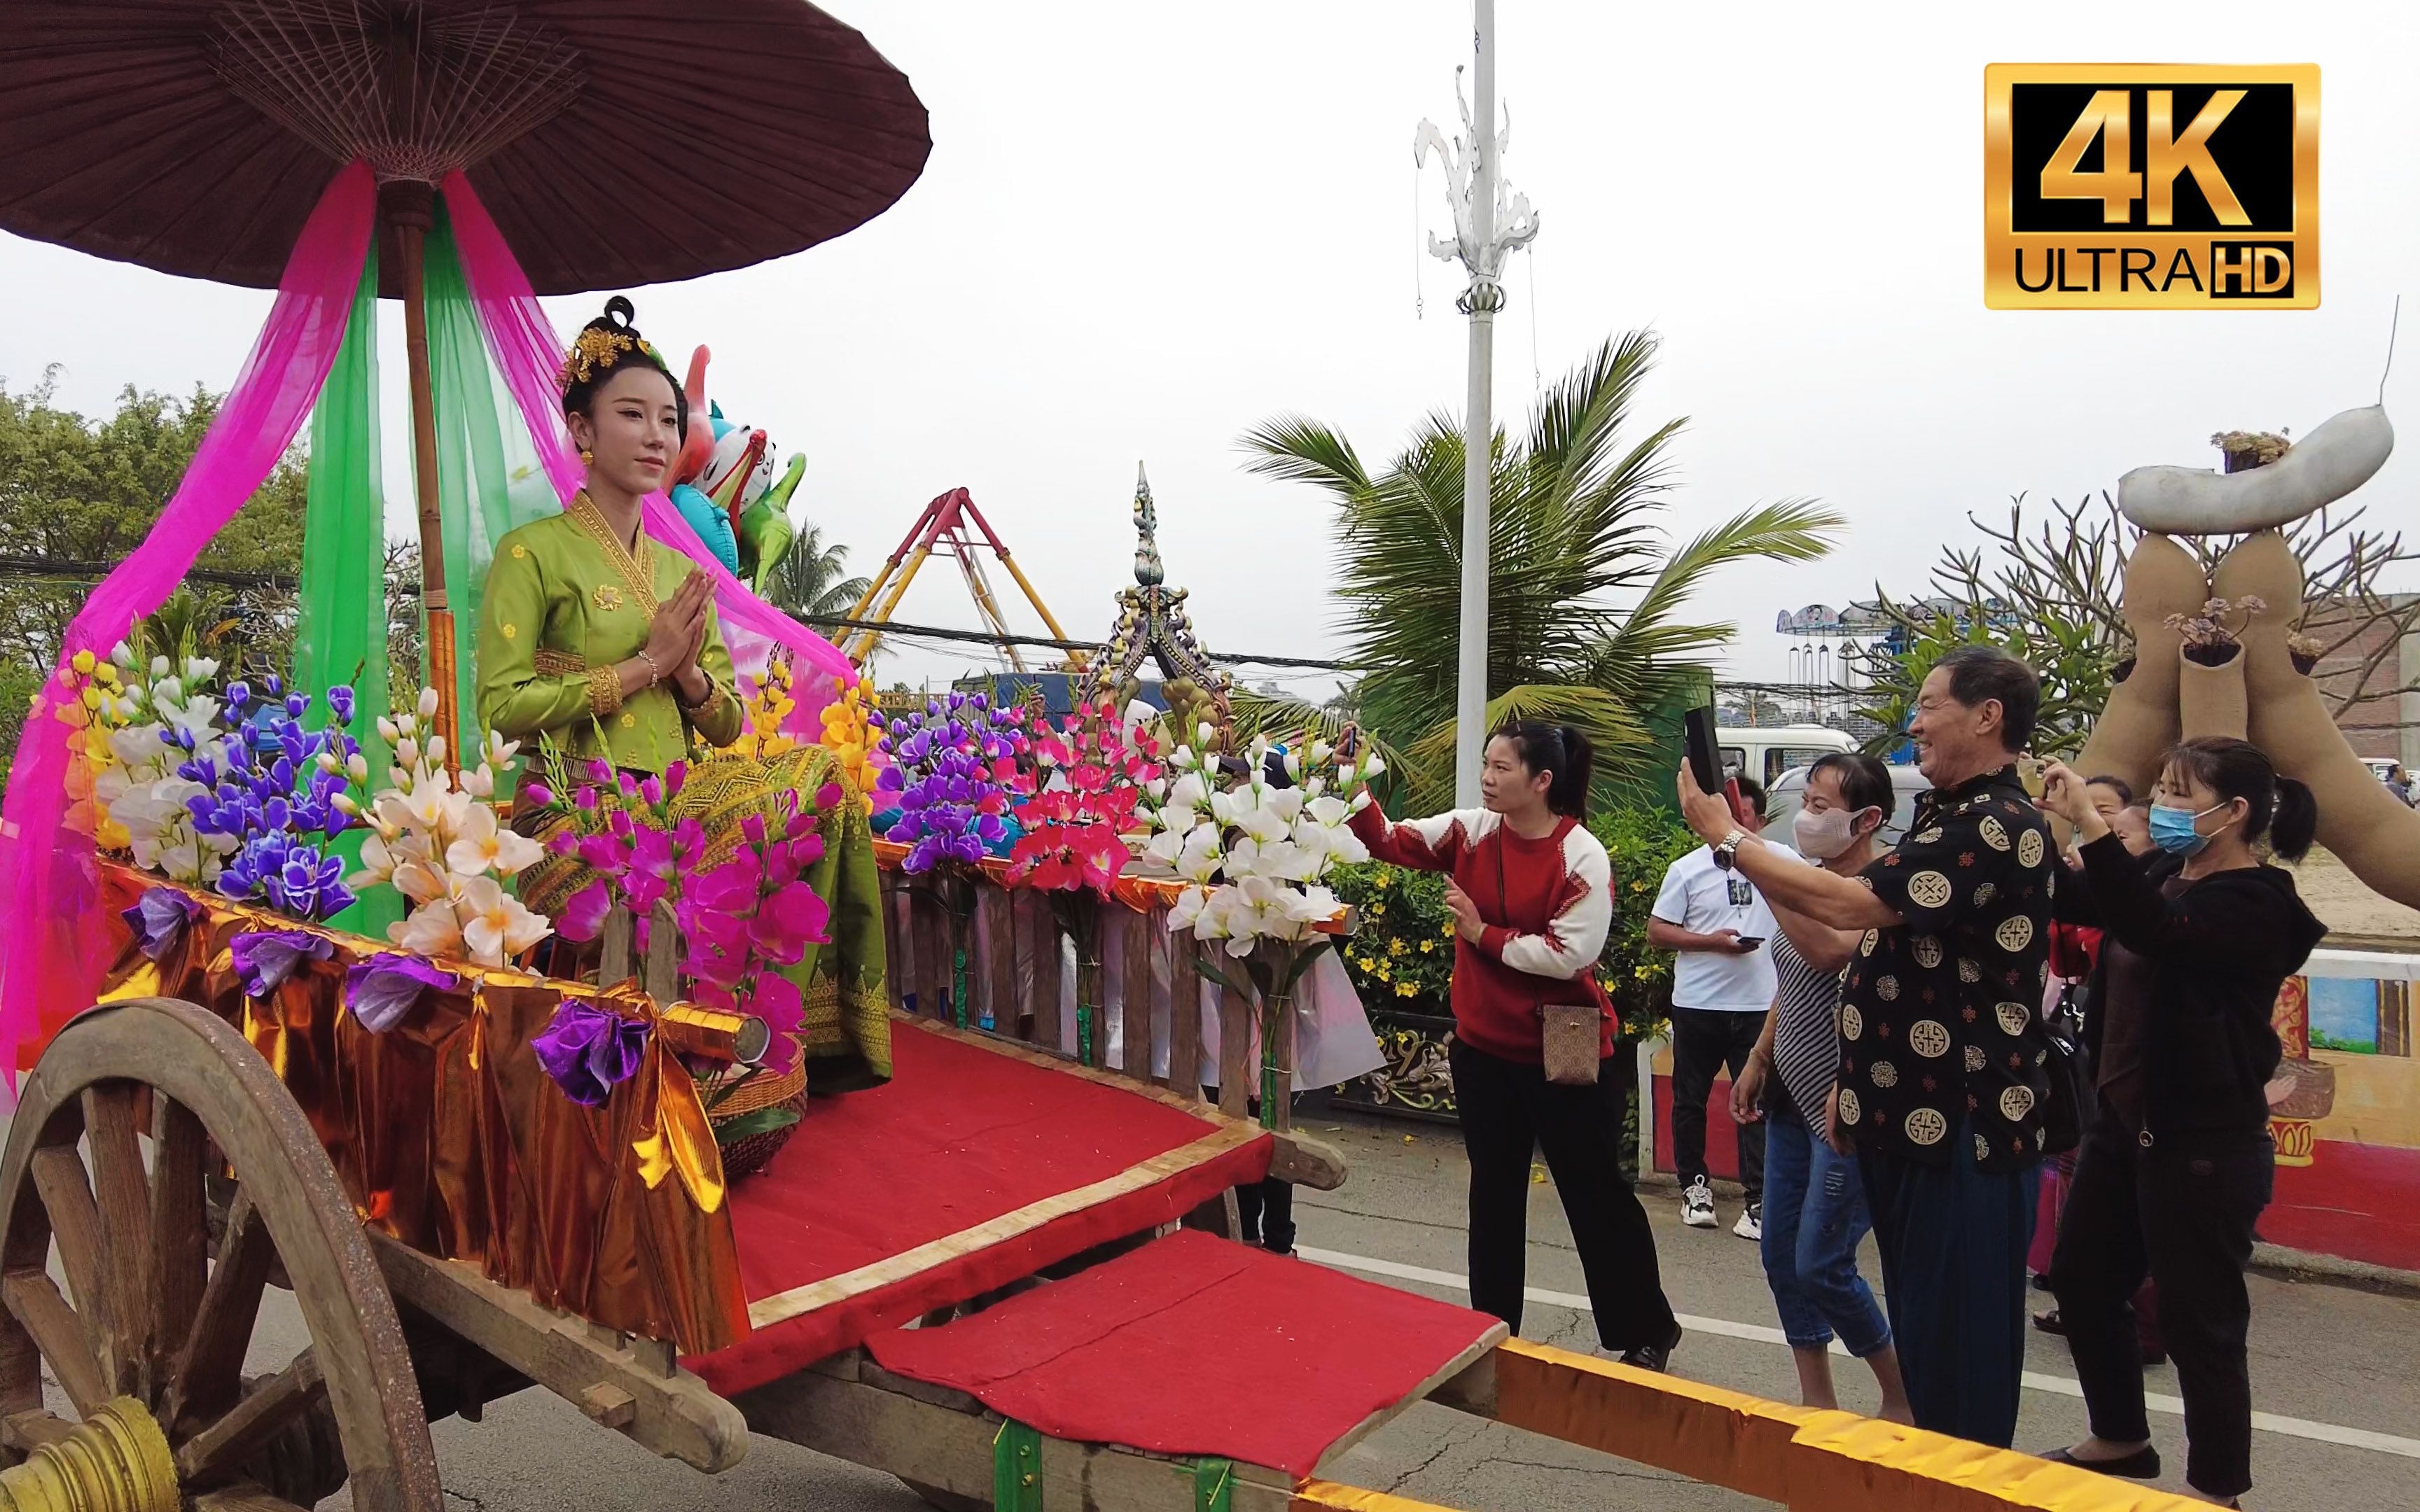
{"left": 1769, "top": 929, "right": 1844, "bottom": 1135}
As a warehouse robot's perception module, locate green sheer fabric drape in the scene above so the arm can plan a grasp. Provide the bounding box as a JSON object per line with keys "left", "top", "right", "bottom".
{"left": 293, "top": 241, "right": 401, "bottom": 937}
{"left": 424, "top": 210, "right": 557, "bottom": 749}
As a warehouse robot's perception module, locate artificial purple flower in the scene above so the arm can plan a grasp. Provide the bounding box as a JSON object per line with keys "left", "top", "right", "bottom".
{"left": 639, "top": 774, "right": 663, "bottom": 807}
{"left": 575, "top": 785, "right": 601, "bottom": 813}
{"left": 343, "top": 954, "right": 452, "bottom": 1032}
{"left": 121, "top": 888, "right": 202, "bottom": 962}
{"left": 326, "top": 685, "right": 356, "bottom": 724}
{"left": 533, "top": 1000, "right": 651, "bottom": 1107}
{"left": 230, "top": 930, "right": 333, "bottom": 999}
{"left": 520, "top": 781, "right": 555, "bottom": 809}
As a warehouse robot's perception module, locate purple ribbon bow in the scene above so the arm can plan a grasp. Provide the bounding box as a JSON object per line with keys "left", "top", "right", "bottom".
{"left": 229, "top": 929, "right": 334, "bottom": 1000}
{"left": 342, "top": 954, "right": 454, "bottom": 1033}
{"left": 122, "top": 887, "right": 204, "bottom": 962}
{"left": 532, "top": 1000, "right": 651, "bottom": 1107}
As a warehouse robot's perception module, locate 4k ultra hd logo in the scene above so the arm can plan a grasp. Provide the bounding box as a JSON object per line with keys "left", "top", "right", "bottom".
{"left": 1985, "top": 64, "right": 2319, "bottom": 310}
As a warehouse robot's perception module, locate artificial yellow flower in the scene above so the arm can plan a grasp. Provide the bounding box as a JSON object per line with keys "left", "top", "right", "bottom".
{"left": 1419, "top": 939, "right": 1435, "bottom": 953}
{"left": 1388, "top": 938, "right": 1407, "bottom": 956}
{"left": 1394, "top": 981, "right": 1417, "bottom": 997}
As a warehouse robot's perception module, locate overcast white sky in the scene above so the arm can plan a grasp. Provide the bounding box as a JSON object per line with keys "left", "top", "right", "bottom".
{"left": 4, "top": 1, "right": 2416, "bottom": 701}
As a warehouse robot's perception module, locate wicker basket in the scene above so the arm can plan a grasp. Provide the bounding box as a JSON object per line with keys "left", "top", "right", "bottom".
{"left": 697, "top": 1055, "right": 807, "bottom": 1179}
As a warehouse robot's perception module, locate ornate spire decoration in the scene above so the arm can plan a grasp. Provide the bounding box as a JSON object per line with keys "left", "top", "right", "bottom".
{"left": 1414, "top": 66, "right": 1540, "bottom": 316}
{"left": 1088, "top": 464, "right": 1233, "bottom": 728}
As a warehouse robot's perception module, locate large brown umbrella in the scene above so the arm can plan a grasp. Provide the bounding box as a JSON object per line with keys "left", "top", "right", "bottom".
{"left": 0, "top": 0, "right": 931, "bottom": 293}
{"left": 0, "top": 0, "right": 929, "bottom": 752}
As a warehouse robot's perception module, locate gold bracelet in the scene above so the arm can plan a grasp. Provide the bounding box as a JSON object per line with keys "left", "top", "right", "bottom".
{"left": 636, "top": 649, "right": 662, "bottom": 687}
{"left": 587, "top": 665, "right": 623, "bottom": 719}
{"left": 674, "top": 673, "right": 716, "bottom": 711}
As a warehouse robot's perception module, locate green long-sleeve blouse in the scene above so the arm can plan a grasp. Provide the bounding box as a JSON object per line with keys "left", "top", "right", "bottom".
{"left": 477, "top": 496, "right": 744, "bottom": 774}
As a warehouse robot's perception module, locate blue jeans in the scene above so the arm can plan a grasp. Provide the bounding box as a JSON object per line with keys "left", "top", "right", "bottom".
{"left": 1760, "top": 1113, "right": 1891, "bottom": 1357}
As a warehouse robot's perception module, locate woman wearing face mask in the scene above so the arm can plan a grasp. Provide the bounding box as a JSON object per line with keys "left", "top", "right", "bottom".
{"left": 2034, "top": 739, "right": 2325, "bottom": 1508}
{"left": 1732, "top": 753, "right": 1912, "bottom": 1420}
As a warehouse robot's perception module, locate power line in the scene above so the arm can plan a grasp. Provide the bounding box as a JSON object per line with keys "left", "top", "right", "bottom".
{"left": 0, "top": 556, "right": 1357, "bottom": 673}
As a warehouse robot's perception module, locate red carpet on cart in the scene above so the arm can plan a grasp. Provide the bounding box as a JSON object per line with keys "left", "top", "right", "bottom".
{"left": 868, "top": 1230, "right": 1504, "bottom": 1476}
{"left": 689, "top": 1021, "right": 1271, "bottom": 1395}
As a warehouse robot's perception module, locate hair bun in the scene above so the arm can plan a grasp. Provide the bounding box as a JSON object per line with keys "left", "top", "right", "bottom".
{"left": 603, "top": 295, "right": 637, "bottom": 332}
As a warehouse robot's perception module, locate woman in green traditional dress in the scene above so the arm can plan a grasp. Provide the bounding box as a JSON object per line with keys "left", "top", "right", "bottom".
{"left": 478, "top": 295, "right": 742, "bottom": 770}
{"left": 480, "top": 298, "right": 891, "bottom": 1096}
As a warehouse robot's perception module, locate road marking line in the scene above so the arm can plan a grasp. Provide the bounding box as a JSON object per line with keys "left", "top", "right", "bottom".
{"left": 1295, "top": 1245, "right": 2420, "bottom": 1462}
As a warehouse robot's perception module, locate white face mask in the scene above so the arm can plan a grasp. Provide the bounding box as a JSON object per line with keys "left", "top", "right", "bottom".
{"left": 1793, "top": 804, "right": 1870, "bottom": 860}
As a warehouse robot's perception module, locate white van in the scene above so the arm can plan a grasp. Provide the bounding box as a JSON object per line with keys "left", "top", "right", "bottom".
{"left": 1716, "top": 724, "right": 1857, "bottom": 790}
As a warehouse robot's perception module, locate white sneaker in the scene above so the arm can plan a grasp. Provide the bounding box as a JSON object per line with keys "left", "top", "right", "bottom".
{"left": 1734, "top": 1203, "right": 1762, "bottom": 1241}
{"left": 1682, "top": 1179, "right": 1717, "bottom": 1228}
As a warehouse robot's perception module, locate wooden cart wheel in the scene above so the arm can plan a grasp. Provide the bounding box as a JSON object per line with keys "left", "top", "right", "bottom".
{"left": 0, "top": 997, "right": 443, "bottom": 1511}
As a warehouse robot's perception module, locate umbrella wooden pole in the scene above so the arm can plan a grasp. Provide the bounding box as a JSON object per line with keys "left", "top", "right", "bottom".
{"left": 381, "top": 180, "right": 460, "bottom": 772}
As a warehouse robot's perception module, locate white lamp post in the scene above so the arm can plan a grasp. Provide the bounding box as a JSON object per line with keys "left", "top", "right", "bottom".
{"left": 1417, "top": 0, "right": 1540, "bottom": 807}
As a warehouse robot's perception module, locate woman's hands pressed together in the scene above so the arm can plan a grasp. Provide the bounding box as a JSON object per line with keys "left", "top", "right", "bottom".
{"left": 632, "top": 570, "right": 716, "bottom": 702}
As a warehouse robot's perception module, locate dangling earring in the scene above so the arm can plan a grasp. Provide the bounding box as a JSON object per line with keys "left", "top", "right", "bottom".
{"left": 579, "top": 447, "right": 594, "bottom": 466}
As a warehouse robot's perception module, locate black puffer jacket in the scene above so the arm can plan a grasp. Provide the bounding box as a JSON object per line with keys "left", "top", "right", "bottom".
{"left": 2065, "top": 832, "right": 2327, "bottom": 1138}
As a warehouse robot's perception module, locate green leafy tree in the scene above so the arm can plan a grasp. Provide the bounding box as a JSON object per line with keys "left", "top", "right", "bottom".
{"left": 765, "top": 522, "right": 872, "bottom": 623}
{"left": 0, "top": 372, "right": 307, "bottom": 759}
{"left": 1240, "top": 331, "right": 1841, "bottom": 808}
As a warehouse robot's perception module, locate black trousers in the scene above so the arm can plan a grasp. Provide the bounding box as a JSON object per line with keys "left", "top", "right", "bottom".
{"left": 1451, "top": 1040, "right": 1678, "bottom": 1352}
{"left": 2049, "top": 1111, "right": 2273, "bottom": 1499}
{"left": 1669, "top": 1006, "right": 1767, "bottom": 1201}
{"left": 1235, "top": 1178, "right": 1295, "bottom": 1253}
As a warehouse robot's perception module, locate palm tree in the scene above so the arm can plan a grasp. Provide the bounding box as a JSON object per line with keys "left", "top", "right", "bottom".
{"left": 1240, "top": 330, "right": 1842, "bottom": 808}
{"left": 766, "top": 522, "right": 873, "bottom": 625}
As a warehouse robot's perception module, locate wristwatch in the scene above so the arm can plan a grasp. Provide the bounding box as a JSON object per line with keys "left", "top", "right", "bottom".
{"left": 1712, "top": 829, "right": 1747, "bottom": 872}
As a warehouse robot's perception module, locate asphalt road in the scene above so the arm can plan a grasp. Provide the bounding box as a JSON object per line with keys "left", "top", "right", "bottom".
{"left": 33, "top": 1107, "right": 2420, "bottom": 1510}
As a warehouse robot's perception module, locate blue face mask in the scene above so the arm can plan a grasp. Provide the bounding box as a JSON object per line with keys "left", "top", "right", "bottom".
{"left": 2147, "top": 801, "right": 2227, "bottom": 855}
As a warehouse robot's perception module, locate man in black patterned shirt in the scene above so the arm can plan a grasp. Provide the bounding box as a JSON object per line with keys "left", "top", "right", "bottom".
{"left": 1681, "top": 645, "right": 2052, "bottom": 1448}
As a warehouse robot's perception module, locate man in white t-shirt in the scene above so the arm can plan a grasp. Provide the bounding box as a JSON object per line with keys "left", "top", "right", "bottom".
{"left": 1648, "top": 778, "right": 1782, "bottom": 1240}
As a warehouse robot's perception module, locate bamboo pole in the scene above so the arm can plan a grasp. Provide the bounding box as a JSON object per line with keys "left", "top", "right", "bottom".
{"left": 379, "top": 178, "right": 459, "bottom": 771}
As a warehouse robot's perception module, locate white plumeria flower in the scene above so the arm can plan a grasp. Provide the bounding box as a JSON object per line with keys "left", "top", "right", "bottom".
{"left": 460, "top": 765, "right": 494, "bottom": 799}
{"left": 396, "top": 736, "right": 420, "bottom": 769}
{"left": 182, "top": 657, "right": 218, "bottom": 684}
{"left": 417, "top": 687, "right": 440, "bottom": 721}
{"left": 1143, "top": 827, "right": 1187, "bottom": 867}
{"left": 426, "top": 735, "right": 447, "bottom": 768}
{"left": 347, "top": 751, "right": 369, "bottom": 783}
{"left": 391, "top": 858, "right": 450, "bottom": 906}
{"left": 484, "top": 729, "right": 520, "bottom": 769}
{"left": 391, "top": 897, "right": 464, "bottom": 959}
{"left": 1163, "top": 771, "right": 1208, "bottom": 815}
{"left": 352, "top": 832, "right": 399, "bottom": 888}
{"left": 457, "top": 876, "right": 549, "bottom": 965}
{"left": 376, "top": 716, "right": 401, "bottom": 746}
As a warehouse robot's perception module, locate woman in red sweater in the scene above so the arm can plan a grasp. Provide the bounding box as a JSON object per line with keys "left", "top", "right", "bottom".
{"left": 1350, "top": 722, "right": 1683, "bottom": 1369}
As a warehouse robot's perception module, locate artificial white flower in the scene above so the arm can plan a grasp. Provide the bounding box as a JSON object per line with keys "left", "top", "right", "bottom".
{"left": 457, "top": 876, "right": 549, "bottom": 965}
{"left": 417, "top": 687, "right": 440, "bottom": 721}
{"left": 391, "top": 897, "right": 464, "bottom": 958}
{"left": 352, "top": 832, "right": 399, "bottom": 888}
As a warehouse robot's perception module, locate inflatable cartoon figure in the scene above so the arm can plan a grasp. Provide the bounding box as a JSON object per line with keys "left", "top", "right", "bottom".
{"left": 2073, "top": 403, "right": 2416, "bottom": 904}
{"left": 659, "top": 344, "right": 806, "bottom": 595}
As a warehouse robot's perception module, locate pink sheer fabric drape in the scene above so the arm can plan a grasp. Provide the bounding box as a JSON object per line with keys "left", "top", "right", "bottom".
{"left": 438, "top": 174, "right": 850, "bottom": 725}
{"left": 0, "top": 162, "right": 377, "bottom": 1080}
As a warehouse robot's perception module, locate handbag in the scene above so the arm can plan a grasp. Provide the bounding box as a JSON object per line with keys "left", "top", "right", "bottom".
{"left": 2038, "top": 979, "right": 2096, "bottom": 1156}
{"left": 1499, "top": 828, "right": 1603, "bottom": 1086}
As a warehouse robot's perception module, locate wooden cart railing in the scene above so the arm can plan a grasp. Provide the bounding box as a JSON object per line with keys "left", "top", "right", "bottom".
{"left": 874, "top": 853, "right": 1309, "bottom": 1135}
